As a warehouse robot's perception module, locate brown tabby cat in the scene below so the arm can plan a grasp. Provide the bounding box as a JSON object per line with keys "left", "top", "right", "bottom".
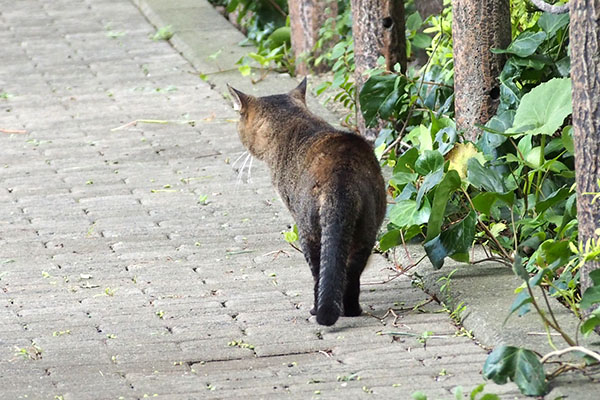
{"left": 228, "top": 78, "right": 386, "bottom": 326}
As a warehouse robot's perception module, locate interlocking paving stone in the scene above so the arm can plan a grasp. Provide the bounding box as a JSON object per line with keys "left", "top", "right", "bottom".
{"left": 0, "top": 0, "right": 530, "bottom": 398}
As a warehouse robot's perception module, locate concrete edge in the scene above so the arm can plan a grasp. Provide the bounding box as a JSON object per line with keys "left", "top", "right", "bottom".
{"left": 131, "top": 0, "right": 341, "bottom": 125}
{"left": 132, "top": 1, "right": 600, "bottom": 396}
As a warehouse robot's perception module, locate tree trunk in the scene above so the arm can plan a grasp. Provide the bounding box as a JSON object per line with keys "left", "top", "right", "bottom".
{"left": 289, "top": 0, "right": 337, "bottom": 75}
{"left": 570, "top": 0, "right": 600, "bottom": 301}
{"left": 415, "top": 0, "right": 443, "bottom": 19}
{"left": 414, "top": 0, "right": 443, "bottom": 65}
{"left": 451, "top": 0, "right": 511, "bottom": 141}
{"left": 351, "top": 0, "right": 407, "bottom": 141}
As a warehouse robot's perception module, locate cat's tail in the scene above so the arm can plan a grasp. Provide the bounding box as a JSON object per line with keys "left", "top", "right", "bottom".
{"left": 316, "top": 194, "right": 354, "bottom": 326}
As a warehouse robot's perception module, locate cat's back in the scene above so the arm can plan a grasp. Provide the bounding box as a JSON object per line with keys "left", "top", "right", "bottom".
{"left": 304, "top": 130, "right": 382, "bottom": 180}
{"left": 301, "top": 130, "right": 386, "bottom": 218}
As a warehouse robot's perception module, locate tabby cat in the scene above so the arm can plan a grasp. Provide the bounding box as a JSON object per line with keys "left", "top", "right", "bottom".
{"left": 228, "top": 78, "right": 386, "bottom": 326}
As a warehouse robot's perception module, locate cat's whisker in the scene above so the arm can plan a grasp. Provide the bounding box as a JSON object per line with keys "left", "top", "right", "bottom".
{"left": 247, "top": 156, "right": 254, "bottom": 182}
{"left": 231, "top": 150, "right": 249, "bottom": 171}
{"left": 236, "top": 152, "right": 251, "bottom": 186}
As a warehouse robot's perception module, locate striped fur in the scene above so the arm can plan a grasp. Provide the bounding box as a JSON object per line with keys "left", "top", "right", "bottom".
{"left": 228, "top": 79, "right": 386, "bottom": 326}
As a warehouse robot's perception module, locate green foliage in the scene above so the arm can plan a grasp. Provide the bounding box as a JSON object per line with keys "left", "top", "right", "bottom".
{"left": 220, "top": 2, "right": 600, "bottom": 395}
{"left": 483, "top": 346, "right": 547, "bottom": 396}
{"left": 313, "top": 4, "right": 356, "bottom": 125}
{"left": 412, "top": 383, "right": 500, "bottom": 400}
{"left": 506, "top": 78, "right": 572, "bottom": 136}
{"left": 151, "top": 25, "right": 173, "bottom": 41}
{"left": 405, "top": 11, "right": 432, "bottom": 59}
{"left": 357, "top": 9, "right": 600, "bottom": 394}
{"left": 366, "top": 8, "right": 579, "bottom": 306}
{"left": 283, "top": 224, "right": 299, "bottom": 244}
{"left": 236, "top": 22, "right": 293, "bottom": 76}
{"left": 210, "top": 0, "right": 292, "bottom": 76}
{"left": 359, "top": 74, "right": 407, "bottom": 127}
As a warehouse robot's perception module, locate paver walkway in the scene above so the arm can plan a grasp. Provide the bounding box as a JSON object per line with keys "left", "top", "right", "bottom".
{"left": 1, "top": 1, "right": 524, "bottom": 399}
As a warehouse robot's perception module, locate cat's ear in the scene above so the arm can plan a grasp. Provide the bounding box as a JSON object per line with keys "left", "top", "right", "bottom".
{"left": 227, "top": 84, "right": 250, "bottom": 113}
{"left": 289, "top": 77, "right": 307, "bottom": 104}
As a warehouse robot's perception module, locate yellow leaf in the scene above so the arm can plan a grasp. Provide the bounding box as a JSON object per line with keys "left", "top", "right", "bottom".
{"left": 446, "top": 143, "right": 486, "bottom": 179}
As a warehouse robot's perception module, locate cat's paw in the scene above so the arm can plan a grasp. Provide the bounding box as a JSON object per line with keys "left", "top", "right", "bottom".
{"left": 343, "top": 305, "right": 362, "bottom": 317}
{"left": 310, "top": 307, "right": 317, "bottom": 316}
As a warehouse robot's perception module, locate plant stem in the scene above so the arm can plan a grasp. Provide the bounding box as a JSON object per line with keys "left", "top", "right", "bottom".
{"left": 470, "top": 257, "right": 513, "bottom": 268}
{"left": 535, "top": 134, "right": 546, "bottom": 205}
{"left": 540, "top": 346, "right": 600, "bottom": 364}
{"left": 526, "top": 283, "right": 577, "bottom": 346}
{"left": 383, "top": 13, "right": 445, "bottom": 157}
{"left": 264, "top": 0, "right": 287, "bottom": 18}
{"left": 382, "top": 107, "right": 413, "bottom": 156}
{"left": 540, "top": 286, "right": 570, "bottom": 344}
{"left": 461, "top": 189, "right": 514, "bottom": 262}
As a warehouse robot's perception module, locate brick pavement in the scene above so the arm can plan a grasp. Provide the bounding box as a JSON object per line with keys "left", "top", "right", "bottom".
{"left": 0, "top": 1, "right": 524, "bottom": 399}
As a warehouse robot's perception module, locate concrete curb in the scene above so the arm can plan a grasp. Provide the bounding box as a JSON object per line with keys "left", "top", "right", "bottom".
{"left": 131, "top": 0, "right": 340, "bottom": 124}
{"left": 132, "top": 1, "right": 600, "bottom": 397}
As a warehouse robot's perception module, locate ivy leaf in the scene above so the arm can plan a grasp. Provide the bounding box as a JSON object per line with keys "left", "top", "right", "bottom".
{"left": 389, "top": 199, "right": 431, "bottom": 228}
{"left": 394, "top": 147, "right": 419, "bottom": 173}
{"left": 266, "top": 26, "right": 290, "bottom": 49}
{"left": 538, "top": 12, "right": 569, "bottom": 38}
{"left": 512, "top": 254, "right": 530, "bottom": 281}
{"left": 390, "top": 172, "right": 419, "bottom": 188}
{"left": 379, "top": 226, "right": 422, "bottom": 252}
{"left": 507, "top": 78, "right": 572, "bottom": 136}
{"left": 478, "top": 111, "right": 513, "bottom": 155}
{"left": 416, "top": 167, "right": 444, "bottom": 207}
{"left": 415, "top": 150, "right": 444, "bottom": 175}
{"left": 405, "top": 125, "right": 434, "bottom": 151}
{"left": 499, "top": 62, "right": 521, "bottom": 109}
{"left": 466, "top": 158, "right": 505, "bottom": 193}
{"left": 561, "top": 126, "right": 574, "bottom": 154}
{"left": 238, "top": 64, "right": 252, "bottom": 76}
{"left": 425, "top": 170, "right": 461, "bottom": 242}
{"left": 581, "top": 308, "right": 600, "bottom": 337}
{"left": 486, "top": 109, "right": 515, "bottom": 133}
{"left": 524, "top": 146, "right": 543, "bottom": 168}
{"left": 472, "top": 192, "right": 514, "bottom": 216}
{"left": 505, "top": 289, "right": 533, "bottom": 324}
{"left": 535, "top": 186, "right": 571, "bottom": 213}
{"left": 411, "top": 392, "right": 428, "bottom": 400}
{"left": 580, "top": 270, "right": 600, "bottom": 310}
{"left": 446, "top": 142, "right": 486, "bottom": 179}
{"left": 434, "top": 126, "right": 458, "bottom": 155}
{"left": 537, "top": 240, "right": 573, "bottom": 271}
{"left": 405, "top": 12, "right": 422, "bottom": 32}
{"left": 424, "top": 211, "right": 476, "bottom": 270}
{"left": 412, "top": 33, "right": 432, "bottom": 49}
{"left": 491, "top": 31, "right": 546, "bottom": 57}
{"left": 509, "top": 55, "right": 548, "bottom": 70}
{"left": 483, "top": 346, "right": 547, "bottom": 396}
{"left": 579, "top": 286, "right": 600, "bottom": 310}
{"left": 283, "top": 224, "right": 298, "bottom": 243}
{"left": 556, "top": 56, "right": 570, "bottom": 77}
{"left": 359, "top": 74, "right": 407, "bottom": 127}
{"left": 379, "top": 230, "right": 401, "bottom": 252}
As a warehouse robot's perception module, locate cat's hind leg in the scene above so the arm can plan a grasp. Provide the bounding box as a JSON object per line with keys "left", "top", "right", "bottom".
{"left": 298, "top": 232, "right": 321, "bottom": 316}
{"left": 343, "top": 246, "right": 372, "bottom": 317}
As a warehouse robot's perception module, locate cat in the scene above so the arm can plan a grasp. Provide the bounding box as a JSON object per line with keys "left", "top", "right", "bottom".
{"left": 227, "top": 78, "right": 386, "bottom": 326}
